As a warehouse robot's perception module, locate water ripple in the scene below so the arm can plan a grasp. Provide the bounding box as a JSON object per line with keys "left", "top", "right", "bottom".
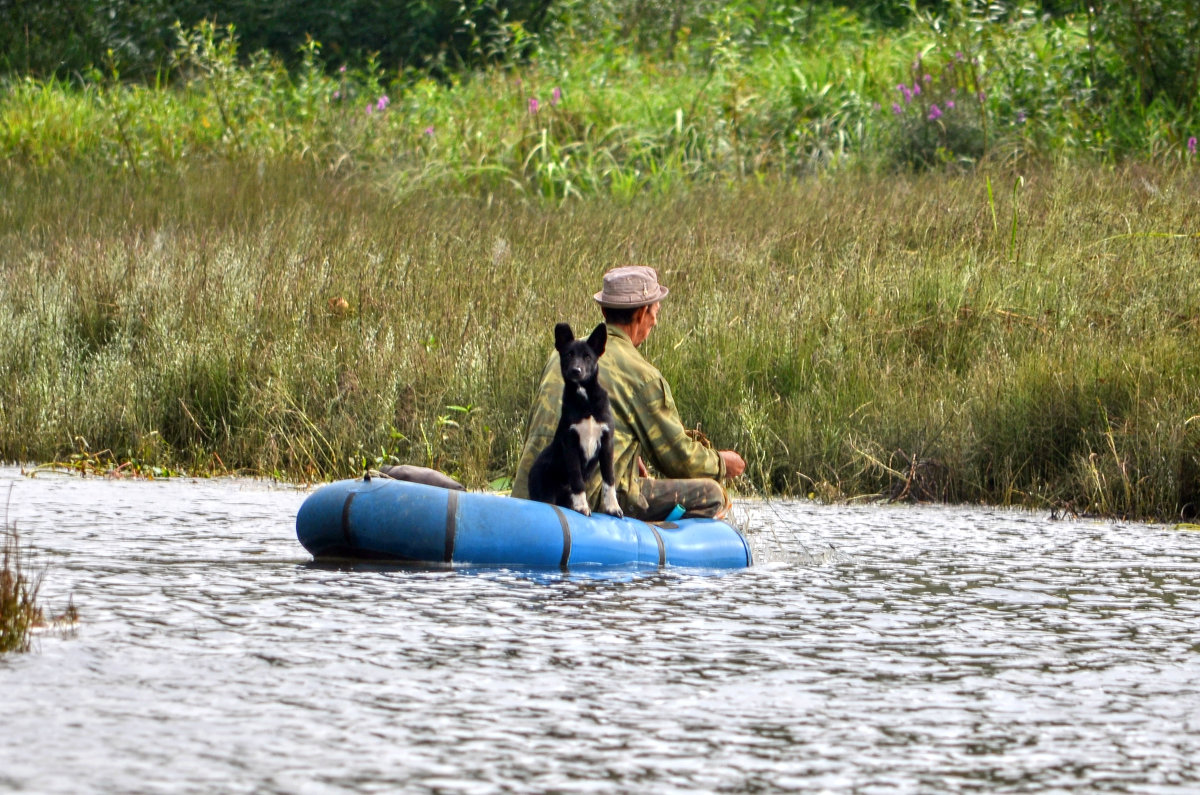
{"left": 2, "top": 470, "right": 1199, "bottom": 793}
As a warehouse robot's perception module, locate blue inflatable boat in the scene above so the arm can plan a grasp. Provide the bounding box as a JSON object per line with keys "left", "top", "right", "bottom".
{"left": 296, "top": 476, "right": 752, "bottom": 569}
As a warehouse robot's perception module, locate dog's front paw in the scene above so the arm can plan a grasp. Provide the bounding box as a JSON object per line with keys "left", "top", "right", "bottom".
{"left": 569, "top": 491, "right": 591, "bottom": 516}
{"left": 600, "top": 483, "right": 623, "bottom": 518}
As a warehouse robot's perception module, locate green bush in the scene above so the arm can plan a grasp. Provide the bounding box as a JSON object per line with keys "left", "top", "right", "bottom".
{"left": 0, "top": 0, "right": 555, "bottom": 80}
{"left": 1096, "top": 0, "right": 1200, "bottom": 113}
{"left": 882, "top": 51, "right": 988, "bottom": 169}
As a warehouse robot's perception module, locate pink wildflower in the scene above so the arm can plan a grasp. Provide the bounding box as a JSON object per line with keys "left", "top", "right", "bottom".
{"left": 912, "top": 82, "right": 921, "bottom": 96}
{"left": 1189, "top": 136, "right": 1197, "bottom": 155}
{"left": 552, "top": 87, "right": 562, "bottom": 106}
{"left": 892, "top": 103, "right": 903, "bottom": 116}
{"left": 946, "top": 100, "right": 955, "bottom": 110}
{"left": 928, "top": 104, "right": 942, "bottom": 121}
{"left": 424, "top": 126, "right": 435, "bottom": 136}
{"left": 376, "top": 95, "right": 390, "bottom": 112}
{"left": 529, "top": 97, "right": 540, "bottom": 114}
{"left": 923, "top": 74, "right": 932, "bottom": 84}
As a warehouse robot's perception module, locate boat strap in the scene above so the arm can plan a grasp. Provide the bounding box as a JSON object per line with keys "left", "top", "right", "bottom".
{"left": 341, "top": 491, "right": 357, "bottom": 549}
{"left": 550, "top": 506, "right": 572, "bottom": 569}
{"left": 443, "top": 489, "right": 459, "bottom": 563}
{"left": 646, "top": 523, "right": 666, "bottom": 567}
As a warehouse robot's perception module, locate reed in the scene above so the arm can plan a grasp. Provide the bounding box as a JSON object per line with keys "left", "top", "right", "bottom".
{"left": 1, "top": 160, "right": 1198, "bottom": 519}
{"left": 1, "top": 518, "right": 42, "bottom": 654}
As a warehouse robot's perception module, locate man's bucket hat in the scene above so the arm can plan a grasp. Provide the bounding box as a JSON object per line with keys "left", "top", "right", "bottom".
{"left": 593, "top": 265, "right": 670, "bottom": 308}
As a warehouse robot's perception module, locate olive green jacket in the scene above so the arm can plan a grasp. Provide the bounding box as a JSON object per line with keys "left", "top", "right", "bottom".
{"left": 511, "top": 325, "right": 725, "bottom": 513}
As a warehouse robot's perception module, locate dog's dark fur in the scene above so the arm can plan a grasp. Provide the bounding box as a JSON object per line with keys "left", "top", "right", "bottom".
{"left": 528, "top": 322, "right": 622, "bottom": 517}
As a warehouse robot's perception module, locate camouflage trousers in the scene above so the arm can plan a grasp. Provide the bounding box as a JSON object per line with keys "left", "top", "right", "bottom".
{"left": 631, "top": 477, "right": 731, "bottom": 521}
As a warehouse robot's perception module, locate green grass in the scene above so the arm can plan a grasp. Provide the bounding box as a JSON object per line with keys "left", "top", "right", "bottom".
{"left": 1, "top": 160, "right": 1198, "bottom": 520}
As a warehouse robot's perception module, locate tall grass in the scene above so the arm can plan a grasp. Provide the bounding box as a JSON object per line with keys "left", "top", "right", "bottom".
{"left": 1, "top": 160, "right": 1197, "bottom": 519}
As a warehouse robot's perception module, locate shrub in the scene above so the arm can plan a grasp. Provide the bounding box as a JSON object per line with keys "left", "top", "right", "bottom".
{"left": 1095, "top": 0, "right": 1200, "bottom": 113}
{"left": 0, "top": 0, "right": 555, "bottom": 80}
{"left": 882, "top": 50, "right": 988, "bottom": 169}
{"left": 0, "top": 0, "right": 178, "bottom": 78}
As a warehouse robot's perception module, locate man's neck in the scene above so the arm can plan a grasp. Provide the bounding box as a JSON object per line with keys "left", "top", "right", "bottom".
{"left": 605, "top": 323, "right": 638, "bottom": 347}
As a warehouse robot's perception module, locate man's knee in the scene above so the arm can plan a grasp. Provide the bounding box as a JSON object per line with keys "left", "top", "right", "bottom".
{"left": 678, "top": 479, "right": 729, "bottom": 519}
{"left": 637, "top": 477, "right": 729, "bottom": 520}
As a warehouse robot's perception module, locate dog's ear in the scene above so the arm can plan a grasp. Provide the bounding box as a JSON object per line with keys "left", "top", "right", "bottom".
{"left": 587, "top": 323, "right": 607, "bottom": 357}
{"left": 554, "top": 322, "right": 574, "bottom": 353}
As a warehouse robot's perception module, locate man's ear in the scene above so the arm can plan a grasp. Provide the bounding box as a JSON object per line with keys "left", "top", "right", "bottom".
{"left": 587, "top": 322, "right": 607, "bottom": 357}
{"left": 554, "top": 322, "right": 574, "bottom": 353}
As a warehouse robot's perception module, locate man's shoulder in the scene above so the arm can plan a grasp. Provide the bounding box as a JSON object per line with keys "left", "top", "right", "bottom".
{"left": 602, "top": 334, "right": 661, "bottom": 381}
{"left": 600, "top": 338, "right": 668, "bottom": 411}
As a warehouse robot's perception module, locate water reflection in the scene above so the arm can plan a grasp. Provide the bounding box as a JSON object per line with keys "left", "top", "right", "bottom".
{"left": 2, "top": 467, "right": 1198, "bottom": 793}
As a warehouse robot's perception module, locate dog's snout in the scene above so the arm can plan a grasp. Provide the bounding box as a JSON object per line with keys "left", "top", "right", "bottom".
{"left": 567, "top": 365, "right": 585, "bottom": 380}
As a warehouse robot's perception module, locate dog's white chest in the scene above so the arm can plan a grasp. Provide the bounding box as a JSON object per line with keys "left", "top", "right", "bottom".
{"left": 570, "top": 417, "right": 607, "bottom": 461}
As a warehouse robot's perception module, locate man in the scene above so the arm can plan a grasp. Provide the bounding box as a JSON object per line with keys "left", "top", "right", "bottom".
{"left": 512, "top": 265, "right": 746, "bottom": 519}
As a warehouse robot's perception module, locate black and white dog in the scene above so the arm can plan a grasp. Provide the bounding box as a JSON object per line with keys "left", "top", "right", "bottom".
{"left": 528, "top": 322, "right": 623, "bottom": 517}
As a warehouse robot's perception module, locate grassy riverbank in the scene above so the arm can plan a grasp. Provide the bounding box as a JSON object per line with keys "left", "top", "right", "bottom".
{"left": 1, "top": 162, "right": 1198, "bottom": 520}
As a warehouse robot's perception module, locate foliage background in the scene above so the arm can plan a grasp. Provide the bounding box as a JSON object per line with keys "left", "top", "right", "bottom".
{"left": 2, "top": 1, "right": 1197, "bottom": 178}
{"left": 0, "top": 1, "right": 1198, "bottom": 520}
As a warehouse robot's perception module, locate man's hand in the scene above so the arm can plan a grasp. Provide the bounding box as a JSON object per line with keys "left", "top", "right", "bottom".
{"left": 719, "top": 450, "right": 746, "bottom": 480}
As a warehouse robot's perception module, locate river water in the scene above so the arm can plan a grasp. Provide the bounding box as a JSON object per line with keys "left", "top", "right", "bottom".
{"left": 2, "top": 466, "right": 1198, "bottom": 794}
